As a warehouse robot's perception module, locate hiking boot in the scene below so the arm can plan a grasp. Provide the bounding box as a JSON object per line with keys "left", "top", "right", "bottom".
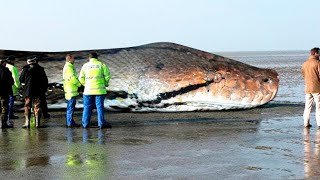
{"left": 66, "top": 123, "right": 81, "bottom": 128}
{"left": 99, "top": 122, "right": 112, "bottom": 129}
{"left": 22, "top": 115, "right": 30, "bottom": 128}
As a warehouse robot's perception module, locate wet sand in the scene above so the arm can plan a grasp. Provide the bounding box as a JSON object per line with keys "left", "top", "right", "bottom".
{"left": 0, "top": 102, "right": 319, "bottom": 179}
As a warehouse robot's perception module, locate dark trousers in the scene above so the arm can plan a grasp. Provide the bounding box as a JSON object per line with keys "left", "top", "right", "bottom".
{"left": 0, "top": 96, "right": 9, "bottom": 123}
{"left": 41, "top": 93, "right": 49, "bottom": 116}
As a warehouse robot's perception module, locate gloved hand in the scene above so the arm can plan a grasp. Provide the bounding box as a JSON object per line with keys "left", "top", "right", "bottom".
{"left": 78, "top": 85, "right": 84, "bottom": 93}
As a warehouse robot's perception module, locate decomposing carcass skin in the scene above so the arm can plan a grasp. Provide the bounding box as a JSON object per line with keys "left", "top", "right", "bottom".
{"left": 0, "top": 42, "right": 279, "bottom": 112}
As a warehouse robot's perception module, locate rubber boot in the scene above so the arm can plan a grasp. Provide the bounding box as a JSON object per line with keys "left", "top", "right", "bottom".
{"left": 1, "top": 118, "right": 6, "bottom": 129}
{"left": 35, "top": 115, "right": 41, "bottom": 128}
{"left": 22, "top": 115, "right": 30, "bottom": 128}
{"left": 1, "top": 117, "right": 13, "bottom": 129}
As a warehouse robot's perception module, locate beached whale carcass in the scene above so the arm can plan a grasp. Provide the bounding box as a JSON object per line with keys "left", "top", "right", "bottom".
{"left": 0, "top": 42, "right": 279, "bottom": 112}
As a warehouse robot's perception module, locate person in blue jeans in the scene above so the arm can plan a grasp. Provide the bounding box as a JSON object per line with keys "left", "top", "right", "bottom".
{"left": 6, "top": 56, "right": 20, "bottom": 121}
{"left": 63, "top": 54, "right": 82, "bottom": 128}
{"left": 78, "top": 52, "right": 111, "bottom": 129}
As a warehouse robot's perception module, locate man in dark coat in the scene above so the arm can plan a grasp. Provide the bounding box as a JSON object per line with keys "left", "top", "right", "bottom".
{"left": 19, "top": 57, "right": 48, "bottom": 128}
{"left": 0, "top": 59, "right": 14, "bottom": 128}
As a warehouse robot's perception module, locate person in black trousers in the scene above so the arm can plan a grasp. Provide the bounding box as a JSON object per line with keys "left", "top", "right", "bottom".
{"left": 0, "top": 59, "right": 14, "bottom": 128}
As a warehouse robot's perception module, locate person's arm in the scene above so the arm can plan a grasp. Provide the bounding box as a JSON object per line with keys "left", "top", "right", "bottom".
{"left": 69, "top": 66, "right": 81, "bottom": 87}
{"left": 40, "top": 67, "right": 48, "bottom": 90}
{"left": 102, "top": 64, "right": 111, "bottom": 86}
{"left": 318, "top": 63, "right": 320, "bottom": 78}
{"left": 78, "top": 65, "right": 85, "bottom": 85}
{"left": 19, "top": 68, "right": 26, "bottom": 84}
{"left": 7, "top": 69, "right": 14, "bottom": 86}
{"left": 301, "top": 64, "right": 305, "bottom": 79}
{"left": 12, "top": 66, "right": 20, "bottom": 89}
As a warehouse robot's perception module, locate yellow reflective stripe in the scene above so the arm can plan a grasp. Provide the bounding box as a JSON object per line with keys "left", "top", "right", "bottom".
{"left": 85, "top": 65, "right": 101, "bottom": 69}
{"left": 65, "top": 91, "right": 79, "bottom": 94}
{"left": 86, "top": 87, "right": 106, "bottom": 90}
{"left": 85, "top": 76, "right": 104, "bottom": 80}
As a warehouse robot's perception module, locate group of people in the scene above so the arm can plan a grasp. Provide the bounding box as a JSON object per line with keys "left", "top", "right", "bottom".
{"left": 0, "top": 56, "right": 48, "bottom": 129}
{"left": 63, "top": 52, "right": 111, "bottom": 129}
{"left": 0, "top": 52, "right": 112, "bottom": 129}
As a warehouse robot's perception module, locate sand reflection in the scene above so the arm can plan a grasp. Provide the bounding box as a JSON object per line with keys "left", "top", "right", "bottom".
{"left": 63, "top": 129, "right": 111, "bottom": 179}
{"left": 304, "top": 128, "right": 320, "bottom": 178}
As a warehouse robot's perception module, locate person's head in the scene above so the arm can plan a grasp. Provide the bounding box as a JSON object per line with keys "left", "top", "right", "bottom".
{"left": 6, "top": 56, "right": 15, "bottom": 65}
{"left": 89, "top": 52, "right": 98, "bottom": 59}
{"left": 66, "top": 54, "right": 75, "bottom": 64}
{"left": 27, "top": 56, "right": 37, "bottom": 65}
{"left": 0, "top": 59, "right": 7, "bottom": 66}
{"left": 310, "top": 47, "right": 320, "bottom": 58}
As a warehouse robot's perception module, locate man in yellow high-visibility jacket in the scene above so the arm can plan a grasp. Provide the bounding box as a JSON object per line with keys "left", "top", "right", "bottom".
{"left": 78, "top": 52, "right": 111, "bottom": 129}
{"left": 6, "top": 56, "right": 20, "bottom": 121}
{"left": 63, "top": 54, "right": 82, "bottom": 128}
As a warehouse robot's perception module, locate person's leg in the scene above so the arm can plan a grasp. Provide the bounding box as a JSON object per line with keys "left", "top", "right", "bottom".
{"left": 95, "top": 95, "right": 106, "bottom": 127}
{"left": 41, "top": 92, "right": 50, "bottom": 118}
{"left": 82, "top": 95, "right": 93, "bottom": 128}
{"left": 0, "top": 96, "right": 9, "bottom": 128}
{"left": 8, "top": 95, "right": 18, "bottom": 119}
{"left": 314, "top": 93, "right": 320, "bottom": 127}
{"left": 66, "top": 97, "right": 77, "bottom": 127}
{"left": 1, "top": 96, "right": 13, "bottom": 128}
{"left": 33, "top": 97, "right": 42, "bottom": 128}
{"left": 23, "top": 97, "right": 32, "bottom": 128}
{"left": 303, "top": 93, "right": 314, "bottom": 127}
{"left": 0, "top": 96, "right": 3, "bottom": 127}
{"left": 4, "top": 95, "right": 14, "bottom": 127}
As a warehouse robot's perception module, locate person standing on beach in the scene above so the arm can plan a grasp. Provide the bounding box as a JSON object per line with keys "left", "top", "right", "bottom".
{"left": 301, "top": 47, "right": 320, "bottom": 128}
{"left": 6, "top": 56, "right": 20, "bottom": 120}
{"left": 78, "top": 52, "right": 112, "bottom": 129}
{"left": 63, "top": 54, "right": 82, "bottom": 128}
{"left": 0, "top": 59, "right": 14, "bottom": 128}
{"left": 20, "top": 57, "right": 48, "bottom": 128}
{"left": 41, "top": 81, "right": 50, "bottom": 119}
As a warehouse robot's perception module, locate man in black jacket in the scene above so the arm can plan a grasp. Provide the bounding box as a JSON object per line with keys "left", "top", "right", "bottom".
{"left": 19, "top": 57, "right": 48, "bottom": 128}
{"left": 0, "top": 59, "right": 14, "bottom": 128}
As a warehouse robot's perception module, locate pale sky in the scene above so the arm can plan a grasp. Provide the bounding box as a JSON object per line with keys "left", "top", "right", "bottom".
{"left": 0, "top": 0, "right": 319, "bottom": 52}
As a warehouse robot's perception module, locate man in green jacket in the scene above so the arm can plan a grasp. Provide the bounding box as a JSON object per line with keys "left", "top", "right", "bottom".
{"left": 63, "top": 54, "right": 82, "bottom": 127}
{"left": 79, "top": 52, "right": 111, "bottom": 129}
{"left": 6, "top": 56, "right": 20, "bottom": 120}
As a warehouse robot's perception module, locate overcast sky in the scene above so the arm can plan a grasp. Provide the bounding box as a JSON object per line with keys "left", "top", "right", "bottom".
{"left": 0, "top": 0, "right": 319, "bottom": 52}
